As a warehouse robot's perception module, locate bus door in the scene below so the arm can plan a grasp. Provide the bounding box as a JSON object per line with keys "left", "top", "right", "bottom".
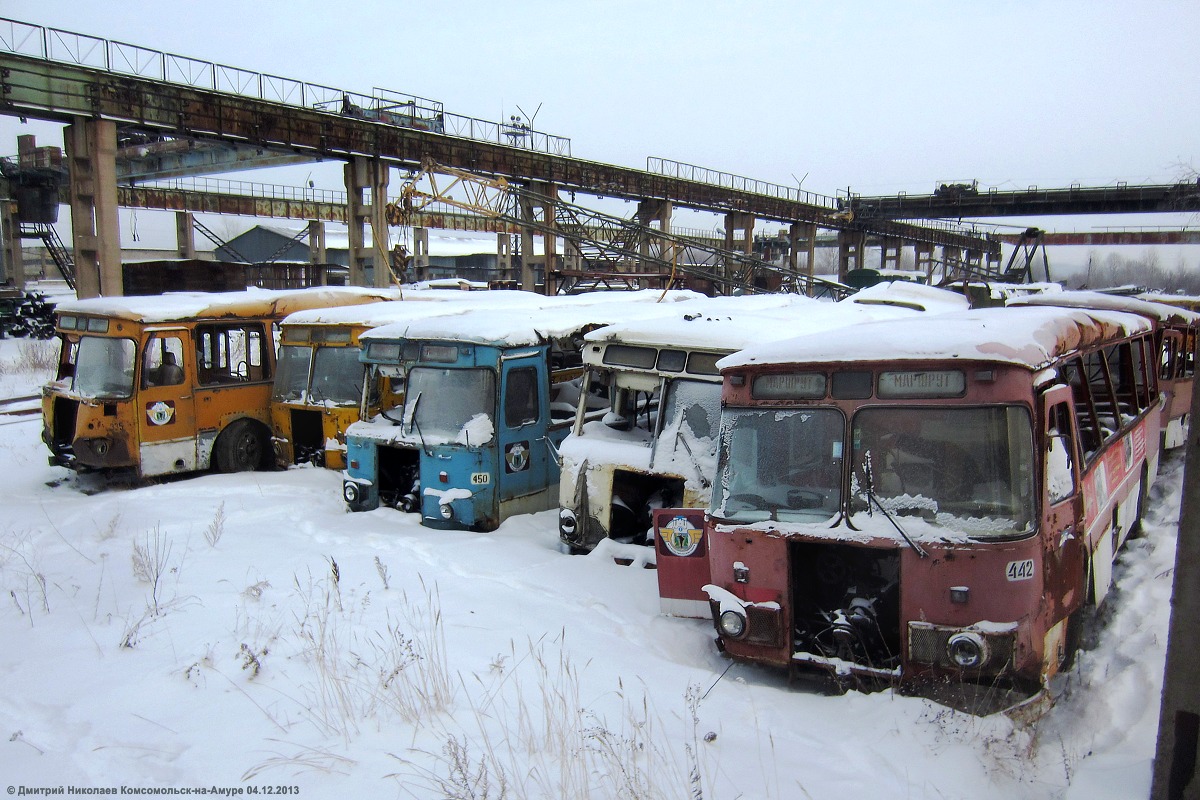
{"left": 137, "top": 330, "right": 198, "bottom": 474}
{"left": 498, "top": 353, "right": 550, "bottom": 502}
{"left": 1040, "top": 384, "right": 1087, "bottom": 624}
{"left": 193, "top": 321, "right": 271, "bottom": 441}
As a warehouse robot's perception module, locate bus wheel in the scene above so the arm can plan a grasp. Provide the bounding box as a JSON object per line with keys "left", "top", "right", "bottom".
{"left": 216, "top": 420, "right": 268, "bottom": 473}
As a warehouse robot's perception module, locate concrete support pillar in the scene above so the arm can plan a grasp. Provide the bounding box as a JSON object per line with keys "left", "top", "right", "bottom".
{"left": 532, "top": 182, "right": 558, "bottom": 294}
{"left": 517, "top": 182, "right": 558, "bottom": 292}
{"left": 561, "top": 237, "right": 582, "bottom": 275}
{"left": 345, "top": 160, "right": 368, "bottom": 286}
{"left": 519, "top": 194, "right": 537, "bottom": 291}
{"left": 66, "top": 119, "right": 121, "bottom": 298}
{"left": 344, "top": 157, "right": 389, "bottom": 287}
{"left": 1, "top": 203, "right": 24, "bottom": 290}
{"left": 307, "top": 220, "right": 326, "bottom": 264}
{"left": 985, "top": 248, "right": 1002, "bottom": 279}
{"left": 787, "top": 222, "right": 818, "bottom": 295}
{"left": 723, "top": 212, "right": 754, "bottom": 286}
{"left": 881, "top": 238, "right": 903, "bottom": 272}
{"left": 915, "top": 242, "right": 935, "bottom": 283}
{"left": 175, "top": 212, "right": 196, "bottom": 260}
{"left": 837, "top": 229, "right": 867, "bottom": 283}
{"left": 942, "top": 246, "right": 963, "bottom": 284}
{"left": 965, "top": 249, "right": 983, "bottom": 282}
{"left": 637, "top": 199, "right": 673, "bottom": 274}
{"left": 369, "top": 162, "right": 390, "bottom": 288}
{"left": 413, "top": 227, "right": 430, "bottom": 275}
{"left": 496, "top": 233, "right": 512, "bottom": 281}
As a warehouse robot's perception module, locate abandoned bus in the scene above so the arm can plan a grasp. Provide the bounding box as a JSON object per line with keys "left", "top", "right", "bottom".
{"left": 342, "top": 291, "right": 696, "bottom": 530}
{"left": 271, "top": 290, "right": 548, "bottom": 469}
{"left": 557, "top": 283, "right": 973, "bottom": 562}
{"left": 43, "top": 287, "right": 392, "bottom": 479}
{"left": 1012, "top": 290, "right": 1199, "bottom": 449}
{"left": 682, "top": 305, "right": 1160, "bottom": 703}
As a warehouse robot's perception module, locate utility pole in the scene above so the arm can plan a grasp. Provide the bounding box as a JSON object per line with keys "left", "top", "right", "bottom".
{"left": 1151, "top": 365, "right": 1200, "bottom": 799}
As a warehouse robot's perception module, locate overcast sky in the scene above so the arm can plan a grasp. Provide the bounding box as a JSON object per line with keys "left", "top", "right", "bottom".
{"left": 2, "top": 1, "right": 1197, "bottom": 264}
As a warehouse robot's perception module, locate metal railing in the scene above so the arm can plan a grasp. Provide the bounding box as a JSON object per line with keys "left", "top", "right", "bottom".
{"left": 647, "top": 157, "right": 840, "bottom": 209}
{"left": 136, "top": 177, "right": 494, "bottom": 224}
{"left": 0, "top": 17, "right": 571, "bottom": 157}
{"left": 139, "top": 176, "right": 349, "bottom": 205}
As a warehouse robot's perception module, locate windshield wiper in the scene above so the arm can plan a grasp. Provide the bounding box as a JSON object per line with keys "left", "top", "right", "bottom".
{"left": 403, "top": 390, "right": 422, "bottom": 434}
{"left": 672, "top": 429, "right": 710, "bottom": 490}
{"left": 862, "top": 454, "right": 928, "bottom": 559}
{"left": 402, "top": 391, "right": 433, "bottom": 455}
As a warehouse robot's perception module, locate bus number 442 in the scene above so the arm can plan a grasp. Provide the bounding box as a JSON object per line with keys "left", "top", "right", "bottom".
{"left": 1006, "top": 559, "right": 1035, "bottom": 582}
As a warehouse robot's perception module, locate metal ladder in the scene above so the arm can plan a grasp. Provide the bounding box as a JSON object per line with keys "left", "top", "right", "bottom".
{"left": 18, "top": 223, "right": 76, "bottom": 291}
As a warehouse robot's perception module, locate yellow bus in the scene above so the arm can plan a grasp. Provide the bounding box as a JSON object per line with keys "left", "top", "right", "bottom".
{"left": 271, "top": 289, "right": 550, "bottom": 470}
{"left": 42, "top": 287, "right": 393, "bottom": 480}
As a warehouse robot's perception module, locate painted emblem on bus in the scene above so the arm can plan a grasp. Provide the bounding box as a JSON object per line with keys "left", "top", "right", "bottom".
{"left": 505, "top": 441, "right": 529, "bottom": 473}
{"left": 146, "top": 401, "right": 175, "bottom": 426}
{"left": 659, "top": 515, "right": 703, "bottom": 557}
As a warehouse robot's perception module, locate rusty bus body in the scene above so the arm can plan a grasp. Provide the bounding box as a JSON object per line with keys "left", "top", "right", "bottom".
{"left": 556, "top": 284, "right": 972, "bottom": 564}
{"left": 1014, "top": 291, "right": 1199, "bottom": 449}
{"left": 42, "top": 287, "right": 392, "bottom": 480}
{"left": 667, "top": 305, "right": 1160, "bottom": 705}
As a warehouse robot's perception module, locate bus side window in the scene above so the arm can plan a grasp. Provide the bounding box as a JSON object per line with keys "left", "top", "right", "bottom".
{"left": 1046, "top": 402, "right": 1077, "bottom": 504}
{"left": 1160, "top": 335, "right": 1178, "bottom": 382}
{"left": 142, "top": 335, "right": 185, "bottom": 388}
{"left": 58, "top": 339, "right": 78, "bottom": 380}
{"left": 1110, "top": 341, "right": 1140, "bottom": 418}
{"left": 1063, "top": 358, "right": 1102, "bottom": 459}
{"left": 505, "top": 366, "right": 540, "bottom": 428}
{"left": 196, "top": 324, "right": 270, "bottom": 385}
{"left": 1132, "top": 336, "right": 1152, "bottom": 410}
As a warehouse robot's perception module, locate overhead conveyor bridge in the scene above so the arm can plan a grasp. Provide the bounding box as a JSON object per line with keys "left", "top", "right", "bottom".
{"left": 0, "top": 17, "right": 1003, "bottom": 296}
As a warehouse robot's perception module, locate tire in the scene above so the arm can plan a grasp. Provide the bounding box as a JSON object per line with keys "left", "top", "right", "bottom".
{"left": 215, "top": 420, "right": 268, "bottom": 473}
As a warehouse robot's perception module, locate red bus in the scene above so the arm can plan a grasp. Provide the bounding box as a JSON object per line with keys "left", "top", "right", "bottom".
{"left": 671, "top": 305, "right": 1160, "bottom": 707}
{"left": 1012, "top": 291, "right": 1199, "bottom": 450}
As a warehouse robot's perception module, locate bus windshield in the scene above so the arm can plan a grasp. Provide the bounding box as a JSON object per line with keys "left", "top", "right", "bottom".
{"left": 850, "top": 406, "right": 1035, "bottom": 538}
{"left": 653, "top": 378, "right": 721, "bottom": 470}
{"left": 403, "top": 367, "right": 495, "bottom": 445}
{"left": 73, "top": 336, "right": 136, "bottom": 399}
{"left": 273, "top": 345, "right": 312, "bottom": 402}
{"left": 311, "top": 347, "right": 366, "bottom": 405}
{"left": 713, "top": 408, "right": 844, "bottom": 523}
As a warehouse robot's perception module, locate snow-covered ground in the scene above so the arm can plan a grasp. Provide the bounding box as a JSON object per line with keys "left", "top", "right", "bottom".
{"left": 0, "top": 333, "right": 1182, "bottom": 799}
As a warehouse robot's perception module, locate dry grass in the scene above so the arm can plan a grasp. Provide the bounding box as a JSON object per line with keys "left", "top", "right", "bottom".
{"left": 0, "top": 339, "right": 57, "bottom": 378}
{"left": 288, "top": 569, "right": 454, "bottom": 744}
{"left": 391, "top": 634, "right": 712, "bottom": 800}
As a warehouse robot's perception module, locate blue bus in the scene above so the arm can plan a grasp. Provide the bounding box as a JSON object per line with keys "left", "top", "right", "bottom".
{"left": 341, "top": 292, "right": 696, "bottom": 530}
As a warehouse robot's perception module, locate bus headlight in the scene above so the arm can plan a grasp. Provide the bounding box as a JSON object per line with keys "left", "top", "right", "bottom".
{"left": 559, "top": 509, "right": 578, "bottom": 537}
{"left": 719, "top": 610, "right": 747, "bottom": 639}
{"left": 946, "top": 632, "right": 989, "bottom": 669}
{"left": 342, "top": 482, "right": 360, "bottom": 504}
{"left": 439, "top": 502, "right": 454, "bottom": 520}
